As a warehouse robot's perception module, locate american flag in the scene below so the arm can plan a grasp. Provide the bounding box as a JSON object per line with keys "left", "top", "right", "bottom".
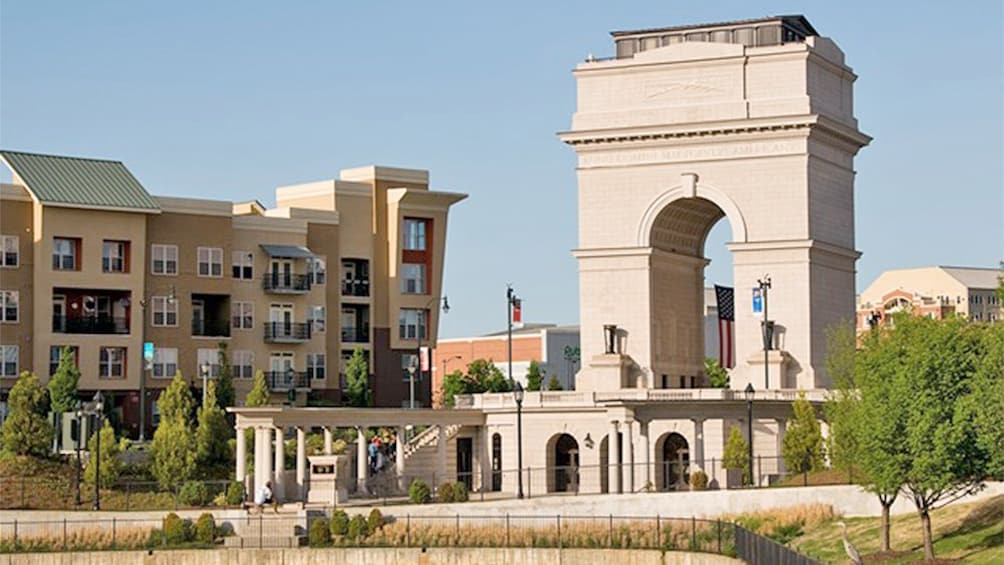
{"left": 714, "top": 285, "right": 735, "bottom": 369}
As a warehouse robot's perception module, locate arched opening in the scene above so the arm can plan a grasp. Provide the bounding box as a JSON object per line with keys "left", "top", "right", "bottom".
{"left": 649, "top": 196, "right": 735, "bottom": 388}
{"left": 546, "top": 433, "right": 580, "bottom": 493}
{"left": 491, "top": 433, "right": 502, "bottom": 491}
{"left": 655, "top": 432, "right": 690, "bottom": 491}
{"left": 598, "top": 432, "right": 623, "bottom": 494}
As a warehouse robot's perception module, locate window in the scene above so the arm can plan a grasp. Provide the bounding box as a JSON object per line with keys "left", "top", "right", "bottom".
{"left": 403, "top": 219, "right": 428, "bottom": 251}
{"left": 401, "top": 263, "right": 426, "bottom": 294}
{"left": 232, "top": 302, "right": 254, "bottom": 330}
{"left": 151, "top": 244, "right": 178, "bottom": 275}
{"left": 307, "top": 353, "right": 326, "bottom": 380}
{"left": 1, "top": 345, "right": 18, "bottom": 377}
{"left": 233, "top": 350, "right": 254, "bottom": 379}
{"left": 49, "top": 345, "right": 78, "bottom": 376}
{"left": 1, "top": 235, "right": 18, "bottom": 267}
{"left": 308, "top": 257, "right": 326, "bottom": 285}
{"left": 232, "top": 251, "right": 254, "bottom": 280}
{"left": 398, "top": 308, "right": 427, "bottom": 340}
{"left": 401, "top": 353, "right": 419, "bottom": 382}
{"left": 197, "top": 247, "right": 223, "bottom": 277}
{"left": 197, "top": 348, "right": 221, "bottom": 377}
{"left": 308, "top": 306, "right": 326, "bottom": 333}
{"left": 152, "top": 348, "right": 178, "bottom": 378}
{"left": 151, "top": 296, "right": 178, "bottom": 327}
{"left": 102, "top": 240, "right": 128, "bottom": 273}
{"left": 53, "top": 237, "right": 79, "bottom": 270}
{"left": 99, "top": 347, "right": 126, "bottom": 379}
{"left": 0, "top": 290, "right": 18, "bottom": 323}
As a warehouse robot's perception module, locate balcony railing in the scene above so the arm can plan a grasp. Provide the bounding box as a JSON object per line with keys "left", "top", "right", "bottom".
{"left": 341, "top": 327, "right": 370, "bottom": 343}
{"left": 264, "top": 321, "right": 311, "bottom": 343}
{"left": 265, "top": 371, "right": 310, "bottom": 391}
{"left": 341, "top": 279, "right": 370, "bottom": 297}
{"left": 52, "top": 315, "right": 129, "bottom": 335}
{"left": 262, "top": 273, "right": 311, "bottom": 294}
{"left": 192, "top": 319, "right": 231, "bottom": 337}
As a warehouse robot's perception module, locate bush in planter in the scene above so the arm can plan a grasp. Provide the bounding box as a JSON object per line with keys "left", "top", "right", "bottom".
{"left": 437, "top": 481, "right": 455, "bottom": 503}
{"left": 330, "top": 509, "right": 350, "bottom": 537}
{"left": 408, "top": 479, "right": 431, "bottom": 504}
{"left": 162, "top": 512, "right": 191, "bottom": 545}
{"left": 178, "top": 481, "right": 209, "bottom": 506}
{"left": 347, "top": 514, "right": 368, "bottom": 539}
{"left": 224, "top": 481, "right": 244, "bottom": 505}
{"left": 690, "top": 470, "right": 709, "bottom": 491}
{"left": 367, "top": 508, "right": 385, "bottom": 532}
{"left": 194, "top": 513, "right": 216, "bottom": 544}
{"left": 309, "top": 518, "right": 331, "bottom": 547}
{"left": 453, "top": 481, "right": 469, "bottom": 502}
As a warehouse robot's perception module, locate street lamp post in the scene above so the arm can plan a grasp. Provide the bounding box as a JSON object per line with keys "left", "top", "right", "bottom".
{"left": 757, "top": 276, "right": 772, "bottom": 389}
{"left": 416, "top": 296, "right": 449, "bottom": 408}
{"left": 139, "top": 286, "right": 175, "bottom": 441}
{"left": 407, "top": 359, "right": 417, "bottom": 410}
{"left": 506, "top": 285, "right": 518, "bottom": 383}
{"left": 74, "top": 400, "right": 83, "bottom": 507}
{"left": 200, "top": 362, "right": 211, "bottom": 405}
{"left": 744, "top": 383, "right": 755, "bottom": 487}
{"left": 513, "top": 381, "right": 525, "bottom": 499}
{"left": 92, "top": 391, "right": 104, "bottom": 510}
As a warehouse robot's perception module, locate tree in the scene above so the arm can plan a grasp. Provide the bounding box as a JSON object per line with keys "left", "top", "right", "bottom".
{"left": 964, "top": 323, "right": 1004, "bottom": 479}
{"left": 0, "top": 371, "right": 52, "bottom": 457}
{"left": 440, "top": 370, "right": 467, "bottom": 408}
{"left": 782, "top": 393, "right": 825, "bottom": 482}
{"left": 151, "top": 373, "right": 197, "bottom": 488}
{"left": 525, "top": 360, "right": 544, "bottom": 391}
{"left": 547, "top": 375, "right": 563, "bottom": 391}
{"left": 467, "top": 359, "right": 510, "bottom": 393}
{"left": 344, "top": 347, "right": 371, "bottom": 407}
{"left": 195, "top": 380, "right": 230, "bottom": 470}
{"left": 215, "top": 342, "right": 235, "bottom": 410}
{"left": 722, "top": 426, "right": 750, "bottom": 485}
{"left": 822, "top": 322, "right": 859, "bottom": 475}
{"left": 703, "top": 358, "right": 729, "bottom": 388}
{"left": 47, "top": 346, "right": 80, "bottom": 452}
{"left": 84, "top": 420, "right": 122, "bottom": 488}
{"left": 245, "top": 370, "right": 270, "bottom": 407}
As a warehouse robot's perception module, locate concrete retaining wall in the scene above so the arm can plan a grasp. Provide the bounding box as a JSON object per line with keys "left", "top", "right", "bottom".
{"left": 0, "top": 548, "right": 744, "bottom": 565}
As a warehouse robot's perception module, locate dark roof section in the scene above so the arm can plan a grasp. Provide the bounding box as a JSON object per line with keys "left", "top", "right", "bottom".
{"left": 611, "top": 15, "right": 817, "bottom": 38}
{"left": 0, "top": 150, "right": 160, "bottom": 212}
{"left": 260, "top": 244, "right": 316, "bottom": 259}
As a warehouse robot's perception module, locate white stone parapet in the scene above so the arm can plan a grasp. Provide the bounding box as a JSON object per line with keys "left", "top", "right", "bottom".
{"left": 453, "top": 388, "right": 829, "bottom": 410}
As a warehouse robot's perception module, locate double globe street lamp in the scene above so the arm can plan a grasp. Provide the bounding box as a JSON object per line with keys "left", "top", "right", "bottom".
{"left": 75, "top": 391, "right": 105, "bottom": 509}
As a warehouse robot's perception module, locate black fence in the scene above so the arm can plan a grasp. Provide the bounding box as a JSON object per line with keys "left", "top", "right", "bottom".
{"left": 735, "top": 524, "right": 823, "bottom": 565}
{"left": 264, "top": 321, "right": 312, "bottom": 341}
{"left": 51, "top": 315, "right": 129, "bottom": 334}
{"left": 0, "top": 477, "right": 236, "bottom": 512}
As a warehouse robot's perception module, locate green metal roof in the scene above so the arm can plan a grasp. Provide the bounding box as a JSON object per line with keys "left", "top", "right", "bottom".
{"left": 0, "top": 150, "right": 160, "bottom": 212}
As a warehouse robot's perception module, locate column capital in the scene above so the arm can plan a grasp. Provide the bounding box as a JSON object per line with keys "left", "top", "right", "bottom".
{"left": 691, "top": 417, "right": 706, "bottom": 424}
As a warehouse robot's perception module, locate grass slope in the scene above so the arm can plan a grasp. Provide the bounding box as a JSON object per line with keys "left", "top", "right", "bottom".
{"left": 792, "top": 495, "right": 1003, "bottom": 564}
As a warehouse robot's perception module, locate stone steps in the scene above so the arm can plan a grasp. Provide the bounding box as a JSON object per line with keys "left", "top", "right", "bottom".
{"left": 223, "top": 535, "right": 303, "bottom": 549}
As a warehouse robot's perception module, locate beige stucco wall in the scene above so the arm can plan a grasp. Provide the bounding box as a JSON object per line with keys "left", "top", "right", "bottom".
{"left": 0, "top": 187, "right": 34, "bottom": 376}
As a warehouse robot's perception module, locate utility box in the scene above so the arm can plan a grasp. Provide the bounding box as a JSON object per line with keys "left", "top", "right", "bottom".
{"left": 307, "top": 455, "right": 349, "bottom": 505}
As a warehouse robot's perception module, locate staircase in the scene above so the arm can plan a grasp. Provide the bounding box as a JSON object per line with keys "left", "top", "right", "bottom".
{"left": 222, "top": 509, "right": 314, "bottom": 548}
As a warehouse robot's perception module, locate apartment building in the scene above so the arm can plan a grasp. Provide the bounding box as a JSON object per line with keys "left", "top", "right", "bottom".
{"left": 856, "top": 265, "right": 1003, "bottom": 331}
{"left": 0, "top": 150, "right": 465, "bottom": 437}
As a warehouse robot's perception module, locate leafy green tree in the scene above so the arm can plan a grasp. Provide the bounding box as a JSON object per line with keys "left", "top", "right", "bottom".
{"left": 467, "top": 359, "right": 511, "bottom": 393}
{"left": 215, "top": 342, "right": 235, "bottom": 410}
{"left": 196, "top": 380, "right": 230, "bottom": 469}
{"left": 440, "top": 370, "right": 467, "bottom": 408}
{"left": 782, "top": 393, "right": 825, "bottom": 481}
{"left": 547, "top": 374, "right": 563, "bottom": 391}
{"left": 344, "top": 347, "right": 371, "bottom": 407}
{"left": 722, "top": 426, "right": 750, "bottom": 485}
{"left": 964, "top": 323, "right": 1004, "bottom": 479}
{"left": 84, "top": 420, "right": 122, "bottom": 488}
{"left": 822, "top": 322, "right": 859, "bottom": 475}
{"left": 0, "top": 371, "right": 53, "bottom": 457}
{"left": 703, "top": 358, "right": 729, "bottom": 388}
{"left": 525, "top": 360, "right": 544, "bottom": 391}
{"left": 245, "top": 369, "right": 270, "bottom": 407}
{"left": 47, "top": 346, "right": 80, "bottom": 452}
{"left": 151, "top": 373, "right": 197, "bottom": 488}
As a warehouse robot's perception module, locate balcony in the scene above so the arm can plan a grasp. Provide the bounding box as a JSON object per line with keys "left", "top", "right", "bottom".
{"left": 265, "top": 370, "right": 310, "bottom": 391}
{"left": 342, "top": 279, "right": 370, "bottom": 297}
{"left": 262, "top": 272, "right": 310, "bottom": 294}
{"left": 192, "top": 318, "right": 230, "bottom": 338}
{"left": 341, "top": 326, "right": 370, "bottom": 343}
{"left": 264, "top": 321, "right": 312, "bottom": 343}
{"left": 52, "top": 315, "right": 129, "bottom": 335}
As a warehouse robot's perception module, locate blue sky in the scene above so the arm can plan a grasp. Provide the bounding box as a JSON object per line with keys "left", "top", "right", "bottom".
{"left": 2, "top": 1, "right": 1001, "bottom": 338}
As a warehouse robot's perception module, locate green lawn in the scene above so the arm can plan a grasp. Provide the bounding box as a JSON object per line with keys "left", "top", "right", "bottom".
{"left": 792, "top": 495, "right": 1003, "bottom": 564}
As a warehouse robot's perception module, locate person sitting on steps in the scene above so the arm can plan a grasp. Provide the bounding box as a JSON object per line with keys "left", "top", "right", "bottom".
{"left": 253, "top": 480, "right": 278, "bottom": 513}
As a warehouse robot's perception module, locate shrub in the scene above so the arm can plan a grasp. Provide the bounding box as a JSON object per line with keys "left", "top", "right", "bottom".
{"left": 225, "top": 481, "right": 244, "bottom": 505}
{"left": 330, "top": 509, "right": 350, "bottom": 537}
{"left": 437, "top": 482, "right": 455, "bottom": 503}
{"left": 690, "top": 470, "right": 709, "bottom": 491}
{"left": 408, "top": 479, "right": 431, "bottom": 504}
{"left": 347, "top": 514, "right": 368, "bottom": 539}
{"left": 309, "top": 518, "right": 331, "bottom": 547}
{"left": 367, "top": 508, "right": 385, "bottom": 532}
{"left": 178, "top": 481, "right": 210, "bottom": 506}
{"left": 453, "top": 481, "right": 469, "bottom": 502}
{"left": 162, "top": 512, "right": 191, "bottom": 545}
{"left": 194, "top": 513, "right": 216, "bottom": 544}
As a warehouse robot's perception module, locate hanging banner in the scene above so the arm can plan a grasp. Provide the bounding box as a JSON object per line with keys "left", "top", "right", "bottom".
{"left": 752, "top": 288, "right": 763, "bottom": 317}
{"left": 512, "top": 298, "right": 523, "bottom": 328}
{"left": 143, "top": 342, "right": 155, "bottom": 370}
{"left": 420, "top": 346, "right": 430, "bottom": 372}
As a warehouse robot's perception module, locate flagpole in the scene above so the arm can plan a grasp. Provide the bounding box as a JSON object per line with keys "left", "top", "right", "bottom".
{"left": 506, "top": 284, "right": 514, "bottom": 384}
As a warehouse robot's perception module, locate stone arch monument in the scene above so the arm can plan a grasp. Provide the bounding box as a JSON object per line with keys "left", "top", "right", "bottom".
{"left": 560, "top": 16, "right": 870, "bottom": 391}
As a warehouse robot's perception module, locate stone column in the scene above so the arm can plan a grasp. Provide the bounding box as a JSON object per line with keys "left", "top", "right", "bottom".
{"left": 274, "top": 427, "right": 284, "bottom": 503}
{"left": 639, "top": 421, "right": 651, "bottom": 489}
{"left": 775, "top": 418, "right": 787, "bottom": 474}
{"left": 622, "top": 419, "right": 634, "bottom": 493}
{"left": 296, "top": 427, "right": 307, "bottom": 502}
{"left": 692, "top": 418, "right": 706, "bottom": 473}
{"left": 436, "top": 425, "right": 447, "bottom": 485}
{"left": 608, "top": 420, "right": 621, "bottom": 494}
{"left": 260, "top": 427, "right": 273, "bottom": 496}
{"left": 324, "top": 427, "right": 333, "bottom": 455}
{"left": 236, "top": 426, "right": 247, "bottom": 484}
{"left": 481, "top": 426, "right": 493, "bottom": 492}
{"left": 356, "top": 427, "right": 368, "bottom": 493}
{"left": 253, "top": 427, "right": 264, "bottom": 495}
{"left": 396, "top": 426, "right": 406, "bottom": 490}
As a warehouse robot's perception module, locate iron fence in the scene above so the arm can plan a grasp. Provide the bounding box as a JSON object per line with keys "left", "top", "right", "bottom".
{"left": 0, "top": 477, "right": 236, "bottom": 511}
{"left": 735, "top": 524, "right": 823, "bottom": 565}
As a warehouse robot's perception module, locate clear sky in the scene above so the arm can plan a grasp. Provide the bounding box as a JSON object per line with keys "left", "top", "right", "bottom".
{"left": 2, "top": 1, "right": 1001, "bottom": 339}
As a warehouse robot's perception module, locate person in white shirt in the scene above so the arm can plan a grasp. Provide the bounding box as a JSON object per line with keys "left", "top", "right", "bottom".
{"left": 254, "top": 480, "right": 277, "bottom": 513}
